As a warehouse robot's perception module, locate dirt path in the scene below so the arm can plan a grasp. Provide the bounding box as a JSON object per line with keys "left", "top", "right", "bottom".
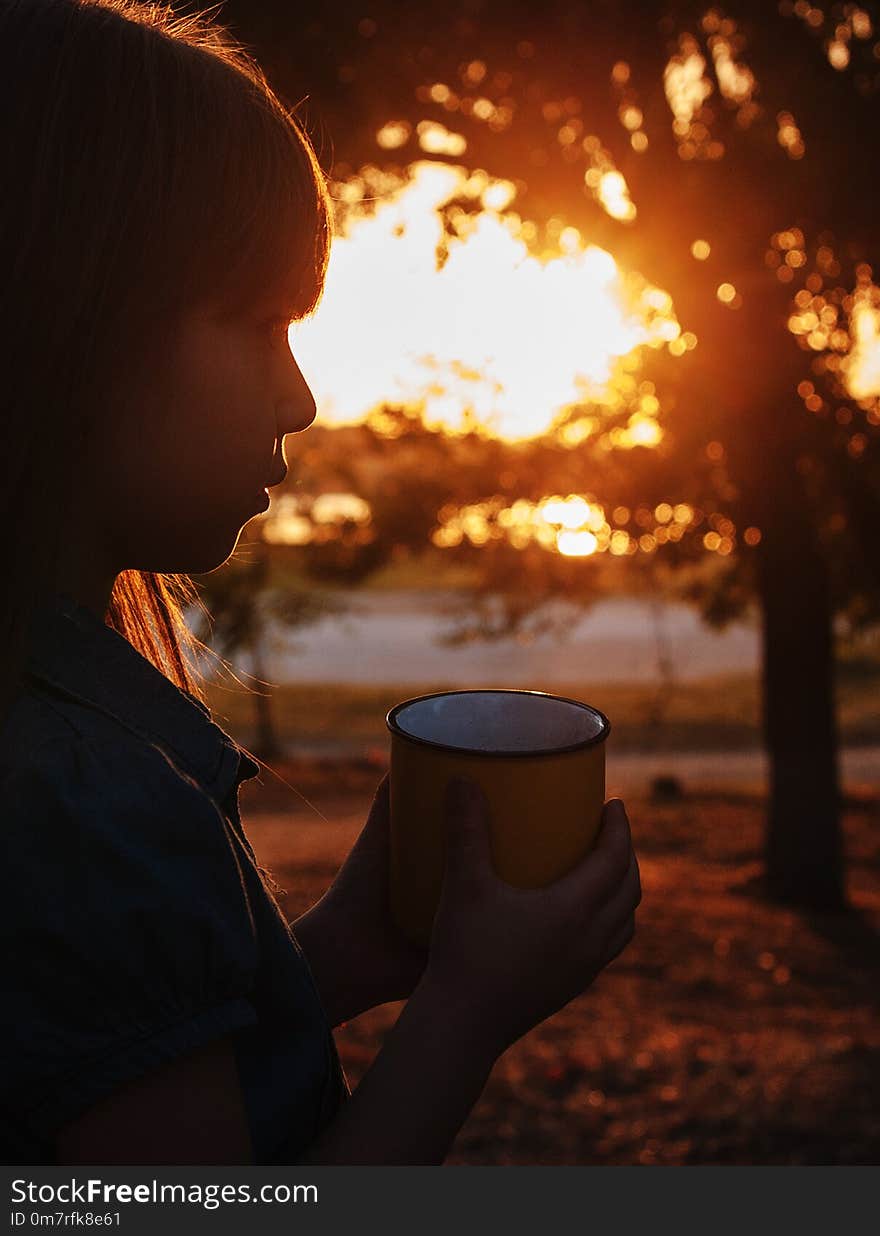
{"left": 231, "top": 592, "right": 762, "bottom": 686}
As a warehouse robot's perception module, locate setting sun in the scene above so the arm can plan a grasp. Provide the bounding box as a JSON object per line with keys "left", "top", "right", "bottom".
{"left": 293, "top": 160, "right": 681, "bottom": 444}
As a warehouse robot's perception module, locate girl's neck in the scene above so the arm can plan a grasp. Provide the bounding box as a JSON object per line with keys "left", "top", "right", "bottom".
{"left": 52, "top": 553, "right": 117, "bottom": 624}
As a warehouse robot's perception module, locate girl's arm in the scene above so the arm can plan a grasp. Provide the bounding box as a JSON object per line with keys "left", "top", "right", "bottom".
{"left": 56, "top": 977, "right": 496, "bottom": 1167}
{"left": 296, "top": 972, "right": 499, "bottom": 1165}
{"left": 292, "top": 910, "right": 374, "bottom": 1027}
{"left": 58, "top": 793, "right": 637, "bottom": 1166}
{"left": 292, "top": 905, "right": 426, "bottom": 1027}
{"left": 56, "top": 1036, "right": 255, "bottom": 1165}
{"left": 290, "top": 778, "right": 430, "bottom": 1028}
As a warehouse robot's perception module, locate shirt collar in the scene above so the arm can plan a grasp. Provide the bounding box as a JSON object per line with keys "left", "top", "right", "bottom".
{"left": 23, "top": 590, "right": 261, "bottom": 803}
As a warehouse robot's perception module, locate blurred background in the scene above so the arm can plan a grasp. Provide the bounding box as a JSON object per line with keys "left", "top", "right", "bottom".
{"left": 186, "top": 0, "right": 878, "bottom": 1163}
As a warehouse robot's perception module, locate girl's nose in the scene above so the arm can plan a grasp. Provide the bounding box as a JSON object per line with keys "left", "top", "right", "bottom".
{"left": 279, "top": 355, "right": 318, "bottom": 434}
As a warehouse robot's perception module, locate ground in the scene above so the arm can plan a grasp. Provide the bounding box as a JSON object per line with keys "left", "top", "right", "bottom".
{"left": 239, "top": 759, "right": 880, "bottom": 1165}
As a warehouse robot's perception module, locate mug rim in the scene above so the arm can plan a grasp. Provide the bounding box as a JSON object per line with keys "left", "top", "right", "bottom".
{"left": 385, "top": 687, "right": 611, "bottom": 758}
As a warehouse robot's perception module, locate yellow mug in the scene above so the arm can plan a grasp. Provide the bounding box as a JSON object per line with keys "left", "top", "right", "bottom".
{"left": 386, "top": 688, "right": 610, "bottom": 946}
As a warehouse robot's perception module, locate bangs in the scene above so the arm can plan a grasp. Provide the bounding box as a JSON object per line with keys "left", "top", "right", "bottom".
{"left": 133, "top": 37, "right": 332, "bottom": 326}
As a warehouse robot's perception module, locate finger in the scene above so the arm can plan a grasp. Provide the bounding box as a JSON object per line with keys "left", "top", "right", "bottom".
{"left": 588, "top": 799, "right": 633, "bottom": 885}
{"left": 554, "top": 798, "right": 632, "bottom": 906}
{"left": 368, "top": 773, "right": 391, "bottom": 831}
{"left": 350, "top": 773, "right": 391, "bottom": 857}
{"left": 442, "top": 776, "right": 493, "bottom": 888}
{"left": 602, "top": 912, "right": 636, "bottom": 965}
{"left": 588, "top": 848, "right": 642, "bottom": 943}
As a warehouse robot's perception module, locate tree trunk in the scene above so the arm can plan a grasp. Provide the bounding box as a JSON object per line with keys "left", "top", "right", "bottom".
{"left": 756, "top": 483, "right": 845, "bottom": 911}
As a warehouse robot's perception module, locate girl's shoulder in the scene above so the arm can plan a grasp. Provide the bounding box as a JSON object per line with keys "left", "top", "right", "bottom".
{"left": 0, "top": 676, "right": 265, "bottom": 1162}
{"left": 1, "top": 682, "right": 84, "bottom": 776}
{"left": 6, "top": 590, "right": 260, "bottom": 814}
{"left": 1, "top": 593, "right": 263, "bottom": 909}
{"left": 1, "top": 594, "right": 268, "bottom": 986}
{"left": 1, "top": 676, "right": 254, "bottom": 908}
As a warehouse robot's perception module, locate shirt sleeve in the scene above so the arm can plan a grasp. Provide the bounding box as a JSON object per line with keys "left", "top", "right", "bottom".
{"left": 1, "top": 729, "right": 262, "bottom": 1147}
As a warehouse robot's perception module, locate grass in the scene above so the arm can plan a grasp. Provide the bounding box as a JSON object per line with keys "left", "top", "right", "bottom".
{"left": 205, "top": 668, "right": 880, "bottom": 755}
{"left": 265, "top": 549, "right": 482, "bottom": 594}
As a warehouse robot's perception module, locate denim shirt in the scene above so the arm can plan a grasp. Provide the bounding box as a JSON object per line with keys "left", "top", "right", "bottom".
{"left": 0, "top": 591, "right": 349, "bottom": 1164}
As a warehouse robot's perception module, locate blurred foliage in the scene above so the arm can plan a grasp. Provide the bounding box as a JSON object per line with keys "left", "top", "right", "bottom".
{"left": 197, "top": 0, "right": 880, "bottom": 904}
{"left": 211, "top": 0, "right": 880, "bottom": 638}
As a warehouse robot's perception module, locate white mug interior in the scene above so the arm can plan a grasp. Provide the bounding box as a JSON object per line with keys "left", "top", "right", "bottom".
{"left": 393, "top": 690, "right": 606, "bottom": 754}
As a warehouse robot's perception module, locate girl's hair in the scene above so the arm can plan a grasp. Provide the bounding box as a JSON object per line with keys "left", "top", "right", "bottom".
{"left": 0, "top": 0, "right": 331, "bottom": 722}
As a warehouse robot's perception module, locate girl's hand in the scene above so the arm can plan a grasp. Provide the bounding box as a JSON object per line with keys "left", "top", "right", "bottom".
{"left": 424, "top": 780, "right": 641, "bottom": 1058}
{"left": 293, "top": 774, "right": 428, "bottom": 1027}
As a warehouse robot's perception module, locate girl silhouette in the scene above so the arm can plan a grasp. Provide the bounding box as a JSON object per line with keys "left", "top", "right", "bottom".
{"left": 1, "top": 0, "right": 640, "bottom": 1165}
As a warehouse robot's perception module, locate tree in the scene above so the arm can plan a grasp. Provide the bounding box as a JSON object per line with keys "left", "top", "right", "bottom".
{"left": 220, "top": 0, "right": 880, "bottom": 908}
{"left": 190, "top": 526, "right": 346, "bottom": 759}
{"left": 554, "top": 0, "right": 880, "bottom": 911}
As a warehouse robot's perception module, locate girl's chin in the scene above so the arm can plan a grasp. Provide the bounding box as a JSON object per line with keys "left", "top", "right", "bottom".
{"left": 234, "top": 487, "right": 271, "bottom": 525}
{"left": 159, "top": 531, "right": 249, "bottom": 576}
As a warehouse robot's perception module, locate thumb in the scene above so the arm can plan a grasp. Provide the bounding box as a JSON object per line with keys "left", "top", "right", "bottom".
{"left": 351, "top": 773, "right": 391, "bottom": 858}
{"left": 367, "top": 771, "right": 391, "bottom": 834}
{"left": 442, "top": 775, "right": 493, "bottom": 886}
